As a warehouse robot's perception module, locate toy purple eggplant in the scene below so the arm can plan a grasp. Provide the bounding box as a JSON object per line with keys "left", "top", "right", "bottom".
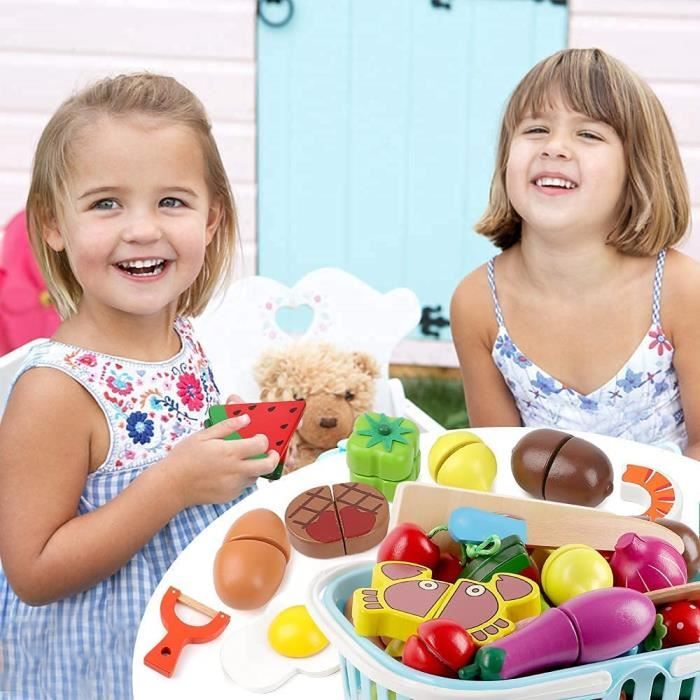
{"left": 467, "top": 587, "right": 656, "bottom": 680}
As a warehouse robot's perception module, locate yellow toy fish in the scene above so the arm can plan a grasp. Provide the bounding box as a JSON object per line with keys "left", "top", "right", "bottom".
{"left": 352, "top": 561, "right": 540, "bottom": 645}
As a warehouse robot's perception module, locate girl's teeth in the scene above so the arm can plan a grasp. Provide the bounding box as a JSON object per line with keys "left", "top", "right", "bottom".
{"left": 116, "top": 259, "right": 166, "bottom": 275}
{"left": 535, "top": 177, "right": 576, "bottom": 189}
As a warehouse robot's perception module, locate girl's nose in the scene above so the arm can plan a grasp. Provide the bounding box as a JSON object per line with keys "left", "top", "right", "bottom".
{"left": 121, "top": 214, "right": 163, "bottom": 243}
{"left": 541, "top": 138, "right": 571, "bottom": 160}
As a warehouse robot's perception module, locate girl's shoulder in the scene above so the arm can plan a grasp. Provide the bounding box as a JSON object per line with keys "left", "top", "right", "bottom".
{"left": 452, "top": 260, "right": 492, "bottom": 312}
{"left": 664, "top": 247, "right": 700, "bottom": 273}
{"left": 660, "top": 248, "right": 700, "bottom": 337}
{"left": 9, "top": 362, "right": 92, "bottom": 408}
{"left": 452, "top": 249, "right": 517, "bottom": 314}
{"left": 8, "top": 335, "right": 99, "bottom": 407}
{"left": 662, "top": 248, "right": 700, "bottom": 300}
{"left": 2, "top": 362, "right": 96, "bottom": 448}
{"left": 451, "top": 259, "right": 499, "bottom": 348}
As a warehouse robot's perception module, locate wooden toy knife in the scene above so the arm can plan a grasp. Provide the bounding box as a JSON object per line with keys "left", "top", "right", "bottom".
{"left": 392, "top": 483, "right": 684, "bottom": 553}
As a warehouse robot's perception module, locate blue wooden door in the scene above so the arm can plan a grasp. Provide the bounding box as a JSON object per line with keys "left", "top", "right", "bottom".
{"left": 257, "top": 0, "right": 568, "bottom": 339}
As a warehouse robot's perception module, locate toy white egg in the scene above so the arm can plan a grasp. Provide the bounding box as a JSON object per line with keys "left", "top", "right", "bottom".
{"left": 221, "top": 603, "right": 338, "bottom": 693}
{"left": 267, "top": 605, "right": 328, "bottom": 658}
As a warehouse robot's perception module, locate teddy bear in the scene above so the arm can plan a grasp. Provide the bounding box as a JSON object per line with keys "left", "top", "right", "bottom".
{"left": 254, "top": 341, "right": 379, "bottom": 472}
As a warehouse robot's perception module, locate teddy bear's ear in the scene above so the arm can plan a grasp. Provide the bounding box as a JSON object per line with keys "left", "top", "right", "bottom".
{"left": 253, "top": 350, "right": 289, "bottom": 396}
{"left": 253, "top": 354, "right": 273, "bottom": 389}
{"left": 352, "top": 352, "right": 380, "bottom": 379}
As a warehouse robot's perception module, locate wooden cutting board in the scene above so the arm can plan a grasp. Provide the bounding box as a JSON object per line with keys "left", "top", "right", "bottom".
{"left": 391, "top": 483, "right": 684, "bottom": 553}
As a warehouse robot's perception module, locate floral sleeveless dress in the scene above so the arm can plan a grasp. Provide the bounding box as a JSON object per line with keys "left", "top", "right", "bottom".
{"left": 487, "top": 250, "right": 687, "bottom": 452}
{"left": 0, "top": 317, "right": 254, "bottom": 699}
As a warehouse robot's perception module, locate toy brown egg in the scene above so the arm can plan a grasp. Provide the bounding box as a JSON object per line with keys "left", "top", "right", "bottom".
{"left": 223, "top": 508, "right": 292, "bottom": 560}
{"left": 511, "top": 428, "right": 613, "bottom": 508}
{"left": 213, "top": 508, "right": 290, "bottom": 610}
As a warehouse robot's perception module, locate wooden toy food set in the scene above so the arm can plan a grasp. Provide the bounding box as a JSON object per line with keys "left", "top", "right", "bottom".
{"left": 141, "top": 421, "right": 699, "bottom": 697}
{"left": 306, "top": 478, "right": 700, "bottom": 700}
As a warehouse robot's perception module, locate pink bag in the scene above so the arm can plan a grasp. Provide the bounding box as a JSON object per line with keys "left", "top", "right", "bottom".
{"left": 0, "top": 210, "right": 60, "bottom": 354}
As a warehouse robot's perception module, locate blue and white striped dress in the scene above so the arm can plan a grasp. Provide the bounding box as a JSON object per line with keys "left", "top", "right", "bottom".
{"left": 0, "top": 317, "right": 254, "bottom": 699}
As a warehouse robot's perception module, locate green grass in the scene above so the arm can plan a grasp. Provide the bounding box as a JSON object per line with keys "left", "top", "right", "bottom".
{"left": 401, "top": 376, "right": 469, "bottom": 429}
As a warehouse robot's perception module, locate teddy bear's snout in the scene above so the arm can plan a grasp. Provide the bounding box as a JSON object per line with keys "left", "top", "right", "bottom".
{"left": 319, "top": 417, "right": 338, "bottom": 429}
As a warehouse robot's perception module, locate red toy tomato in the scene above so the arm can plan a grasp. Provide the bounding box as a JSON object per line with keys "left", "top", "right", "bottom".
{"left": 433, "top": 552, "right": 463, "bottom": 583}
{"left": 660, "top": 601, "right": 700, "bottom": 647}
{"left": 403, "top": 620, "right": 476, "bottom": 678}
{"left": 377, "top": 523, "right": 440, "bottom": 570}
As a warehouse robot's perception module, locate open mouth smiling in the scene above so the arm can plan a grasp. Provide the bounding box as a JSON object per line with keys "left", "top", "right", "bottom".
{"left": 533, "top": 176, "right": 578, "bottom": 190}
{"left": 115, "top": 258, "right": 169, "bottom": 276}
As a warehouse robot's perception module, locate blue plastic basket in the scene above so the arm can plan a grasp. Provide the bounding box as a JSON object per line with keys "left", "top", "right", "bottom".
{"left": 307, "top": 562, "right": 700, "bottom": 700}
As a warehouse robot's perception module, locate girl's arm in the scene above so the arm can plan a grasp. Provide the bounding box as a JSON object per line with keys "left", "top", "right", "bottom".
{"left": 450, "top": 268, "right": 522, "bottom": 428}
{"left": 0, "top": 368, "right": 277, "bottom": 605}
{"left": 664, "top": 252, "right": 700, "bottom": 461}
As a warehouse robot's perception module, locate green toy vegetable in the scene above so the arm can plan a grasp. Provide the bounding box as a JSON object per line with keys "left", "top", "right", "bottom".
{"left": 346, "top": 412, "right": 420, "bottom": 500}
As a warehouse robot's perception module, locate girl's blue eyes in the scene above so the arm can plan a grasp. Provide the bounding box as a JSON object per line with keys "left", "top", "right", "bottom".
{"left": 160, "top": 197, "right": 184, "bottom": 208}
{"left": 93, "top": 199, "right": 118, "bottom": 210}
{"left": 91, "top": 197, "right": 185, "bottom": 210}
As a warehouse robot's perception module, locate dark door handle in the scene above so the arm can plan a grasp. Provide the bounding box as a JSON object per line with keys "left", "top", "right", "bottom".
{"left": 257, "top": 0, "right": 294, "bottom": 28}
{"left": 420, "top": 305, "right": 450, "bottom": 338}
{"left": 431, "top": 0, "right": 452, "bottom": 9}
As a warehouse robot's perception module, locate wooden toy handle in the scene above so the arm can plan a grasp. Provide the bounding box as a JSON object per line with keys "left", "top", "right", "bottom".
{"left": 143, "top": 586, "right": 230, "bottom": 678}
{"left": 645, "top": 581, "right": 700, "bottom": 605}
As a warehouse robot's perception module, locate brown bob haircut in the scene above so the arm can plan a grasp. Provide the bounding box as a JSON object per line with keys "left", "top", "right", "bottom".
{"left": 26, "top": 73, "right": 237, "bottom": 319}
{"left": 476, "top": 48, "right": 690, "bottom": 255}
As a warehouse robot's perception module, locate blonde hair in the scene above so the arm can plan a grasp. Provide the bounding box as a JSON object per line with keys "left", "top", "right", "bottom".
{"left": 27, "top": 73, "right": 237, "bottom": 318}
{"left": 476, "top": 48, "right": 690, "bottom": 255}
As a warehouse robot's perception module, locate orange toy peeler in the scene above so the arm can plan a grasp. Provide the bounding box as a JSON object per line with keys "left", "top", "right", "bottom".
{"left": 144, "top": 586, "right": 230, "bottom": 678}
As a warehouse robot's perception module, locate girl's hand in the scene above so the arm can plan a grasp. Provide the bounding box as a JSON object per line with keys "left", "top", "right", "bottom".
{"left": 164, "top": 415, "right": 279, "bottom": 509}
{"left": 225, "top": 393, "right": 244, "bottom": 404}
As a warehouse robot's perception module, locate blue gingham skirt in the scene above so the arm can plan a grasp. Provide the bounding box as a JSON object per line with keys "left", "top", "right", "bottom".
{"left": 0, "top": 463, "right": 253, "bottom": 700}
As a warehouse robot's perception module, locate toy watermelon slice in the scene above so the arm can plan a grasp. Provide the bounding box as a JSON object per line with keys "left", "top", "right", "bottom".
{"left": 206, "top": 400, "right": 306, "bottom": 480}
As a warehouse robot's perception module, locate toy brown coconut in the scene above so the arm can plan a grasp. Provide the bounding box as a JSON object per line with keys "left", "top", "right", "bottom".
{"left": 511, "top": 428, "right": 614, "bottom": 508}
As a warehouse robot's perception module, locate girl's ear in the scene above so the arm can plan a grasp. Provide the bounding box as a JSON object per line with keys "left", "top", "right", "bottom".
{"left": 205, "top": 197, "right": 223, "bottom": 246}
{"left": 44, "top": 220, "right": 66, "bottom": 252}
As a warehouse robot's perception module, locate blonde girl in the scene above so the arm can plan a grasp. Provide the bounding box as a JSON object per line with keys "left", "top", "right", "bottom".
{"left": 0, "top": 74, "right": 279, "bottom": 698}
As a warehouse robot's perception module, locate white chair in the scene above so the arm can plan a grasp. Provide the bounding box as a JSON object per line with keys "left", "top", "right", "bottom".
{"left": 0, "top": 338, "right": 47, "bottom": 417}
{"left": 194, "top": 267, "right": 442, "bottom": 432}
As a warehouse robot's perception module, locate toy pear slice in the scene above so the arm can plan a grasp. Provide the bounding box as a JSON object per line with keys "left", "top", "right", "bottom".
{"left": 391, "top": 483, "right": 683, "bottom": 553}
